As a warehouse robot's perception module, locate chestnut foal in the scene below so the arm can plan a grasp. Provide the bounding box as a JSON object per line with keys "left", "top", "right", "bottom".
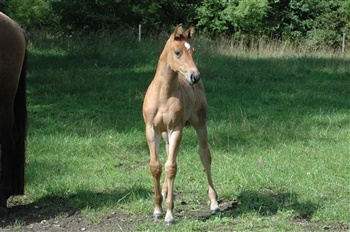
{"left": 142, "top": 24, "right": 220, "bottom": 224}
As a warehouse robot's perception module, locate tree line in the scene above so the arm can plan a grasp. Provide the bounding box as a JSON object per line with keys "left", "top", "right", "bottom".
{"left": 1, "top": 0, "right": 349, "bottom": 47}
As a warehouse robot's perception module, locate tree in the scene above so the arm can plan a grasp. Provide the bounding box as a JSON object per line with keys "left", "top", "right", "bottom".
{"left": 50, "top": 0, "right": 199, "bottom": 32}
{"left": 196, "top": 0, "right": 269, "bottom": 36}
{"left": 4, "top": 0, "right": 59, "bottom": 29}
{"left": 305, "top": 0, "right": 348, "bottom": 47}
{"left": 2, "top": 0, "right": 348, "bottom": 48}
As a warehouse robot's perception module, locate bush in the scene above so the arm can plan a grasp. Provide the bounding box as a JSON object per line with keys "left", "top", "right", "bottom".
{"left": 196, "top": 0, "right": 270, "bottom": 37}
{"left": 3, "top": 0, "right": 59, "bottom": 30}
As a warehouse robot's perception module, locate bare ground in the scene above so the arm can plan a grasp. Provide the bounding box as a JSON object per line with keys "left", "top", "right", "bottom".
{"left": 0, "top": 197, "right": 348, "bottom": 231}
{"left": 1, "top": 202, "right": 138, "bottom": 231}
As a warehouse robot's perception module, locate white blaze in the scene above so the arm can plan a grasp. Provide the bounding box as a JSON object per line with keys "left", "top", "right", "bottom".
{"left": 184, "top": 42, "right": 191, "bottom": 51}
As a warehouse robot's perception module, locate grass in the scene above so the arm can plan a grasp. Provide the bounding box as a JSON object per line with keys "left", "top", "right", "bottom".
{"left": 4, "top": 31, "right": 350, "bottom": 231}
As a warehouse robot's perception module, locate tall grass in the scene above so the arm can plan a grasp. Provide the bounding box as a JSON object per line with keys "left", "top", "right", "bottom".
{"left": 195, "top": 34, "right": 349, "bottom": 58}
{"left": 3, "top": 31, "right": 349, "bottom": 231}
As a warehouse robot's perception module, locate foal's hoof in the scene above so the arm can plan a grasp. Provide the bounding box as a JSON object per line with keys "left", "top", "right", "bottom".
{"left": 0, "top": 207, "right": 9, "bottom": 218}
{"left": 165, "top": 218, "right": 175, "bottom": 225}
{"left": 211, "top": 206, "right": 221, "bottom": 214}
{"left": 153, "top": 213, "right": 163, "bottom": 222}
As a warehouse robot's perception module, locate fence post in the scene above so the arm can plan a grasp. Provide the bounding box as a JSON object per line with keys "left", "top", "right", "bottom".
{"left": 342, "top": 33, "right": 346, "bottom": 55}
{"left": 139, "top": 24, "right": 141, "bottom": 42}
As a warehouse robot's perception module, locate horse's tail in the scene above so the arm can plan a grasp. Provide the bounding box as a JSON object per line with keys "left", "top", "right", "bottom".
{"left": 12, "top": 50, "right": 27, "bottom": 195}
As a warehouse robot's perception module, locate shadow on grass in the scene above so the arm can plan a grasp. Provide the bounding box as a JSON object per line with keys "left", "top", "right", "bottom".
{"left": 27, "top": 39, "right": 158, "bottom": 136}
{"left": 233, "top": 190, "right": 317, "bottom": 218}
{"left": 27, "top": 37, "right": 350, "bottom": 138}
{"left": 188, "top": 189, "right": 318, "bottom": 222}
{"left": 0, "top": 186, "right": 151, "bottom": 228}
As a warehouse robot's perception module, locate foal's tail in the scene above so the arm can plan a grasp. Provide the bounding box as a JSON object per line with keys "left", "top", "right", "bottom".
{"left": 12, "top": 50, "right": 27, "bottom": 195}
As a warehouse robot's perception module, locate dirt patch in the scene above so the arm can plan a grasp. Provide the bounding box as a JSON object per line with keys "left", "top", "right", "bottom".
{"left": 0, "top": 203, "right": 140, "bottom": 231}
{"left": 1, "top": 198, "right": 349, "bottom": 231}
{"left": 0, "top": 196, "right": 141, "bottom": 231}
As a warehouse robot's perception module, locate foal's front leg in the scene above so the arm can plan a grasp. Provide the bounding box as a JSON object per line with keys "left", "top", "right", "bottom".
{"left": 146, "top": 127, "right": 163, "bottom": 219}
{"left": 161, "top": 132, "right": 169, "bottom": 201}
{"left": 163, "top": 129, "right": 182, "bottom": 224}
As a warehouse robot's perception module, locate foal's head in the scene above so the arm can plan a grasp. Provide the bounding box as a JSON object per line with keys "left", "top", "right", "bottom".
{"left": 166, "top": 24, "right": 200, "bottom": 85}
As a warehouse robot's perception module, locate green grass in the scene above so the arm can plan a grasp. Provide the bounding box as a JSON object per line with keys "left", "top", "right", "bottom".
{"left": 6, "top": 32, "right": 350, "bottom": 230}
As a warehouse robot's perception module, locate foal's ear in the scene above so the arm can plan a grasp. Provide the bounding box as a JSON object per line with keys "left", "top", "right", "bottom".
{"left": 184, "top": 26, "right": 195, "bottom": 39}
{"left": 173, "top": 24, "right": 184, "bottom": 39}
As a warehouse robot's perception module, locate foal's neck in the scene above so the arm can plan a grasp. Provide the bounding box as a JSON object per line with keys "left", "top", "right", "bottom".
{"left": 155, "top": 48, "right": 179, "bottom": 92}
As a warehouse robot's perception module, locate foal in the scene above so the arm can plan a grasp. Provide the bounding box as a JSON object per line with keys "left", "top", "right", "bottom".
{"left": 142, "top": 24, "right": 220, "bottom": 224}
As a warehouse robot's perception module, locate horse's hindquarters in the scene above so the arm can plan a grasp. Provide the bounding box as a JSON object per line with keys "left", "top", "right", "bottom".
{"left": 0, "top": 12, "right": 27, "bottom": 212}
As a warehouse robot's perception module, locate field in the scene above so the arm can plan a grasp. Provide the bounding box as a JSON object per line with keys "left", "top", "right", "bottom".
{"left": 1, "top": 32, "right": 349, "bottom": 231}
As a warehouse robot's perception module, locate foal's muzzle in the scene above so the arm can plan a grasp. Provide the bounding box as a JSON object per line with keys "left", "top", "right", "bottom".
{"left": 190, "top": 71, "right": 200, "bottom": 85}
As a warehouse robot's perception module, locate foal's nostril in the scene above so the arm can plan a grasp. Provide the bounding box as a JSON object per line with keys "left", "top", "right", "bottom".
{"left": 191, "top": 72, "right": 200, "bottom": 84}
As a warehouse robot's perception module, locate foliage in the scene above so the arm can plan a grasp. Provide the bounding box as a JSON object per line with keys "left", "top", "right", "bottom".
{"left": 50, "top": 0, "right": 121, "bottom": 31}
{"left": 129, "top": 0, "right": 199, "bottom": 32}
{"left": 265, "top": 0, "right": 348, "bottom": 47}
{"left": 196, "top": 0, "right": 270, "bottom": 37}
{"left": 1, "top": 0, "right": 349, "bottom": 52}
{"left": 1, "top": 0, "right": 198, "bottom": 32}
{"left": 284, "top": 0, "right": 348, "bottom": 47}
{"left": 2, "top": 0, "right": 59, "bottom": 29}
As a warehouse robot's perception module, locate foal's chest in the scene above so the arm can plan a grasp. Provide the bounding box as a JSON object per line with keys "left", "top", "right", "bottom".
{"left": 154, "top": 90, "right": 195, "bottom": 129}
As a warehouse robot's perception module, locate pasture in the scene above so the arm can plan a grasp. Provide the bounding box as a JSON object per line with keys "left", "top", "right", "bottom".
{"left": 1, "top": 32, "right": 349, "bottom": 231}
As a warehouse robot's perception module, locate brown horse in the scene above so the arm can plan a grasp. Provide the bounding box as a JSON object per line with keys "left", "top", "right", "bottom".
{"left": 0, "top": 12, "right": 27, "bottom": 216}
{"left": 142, "top": 24, "right": 220, "bottom": 224}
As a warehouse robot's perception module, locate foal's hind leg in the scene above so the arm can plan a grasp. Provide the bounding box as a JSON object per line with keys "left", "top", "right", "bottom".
{"left": 0, "top": 108, "right": 16, "bottom": 216}
{"left": 192, "top": 115, "right": 220, "bottom": 213}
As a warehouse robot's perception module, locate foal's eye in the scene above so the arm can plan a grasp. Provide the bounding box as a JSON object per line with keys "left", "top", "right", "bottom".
{"left": 174, "top": 50, "right": 181, "bottom": 57}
